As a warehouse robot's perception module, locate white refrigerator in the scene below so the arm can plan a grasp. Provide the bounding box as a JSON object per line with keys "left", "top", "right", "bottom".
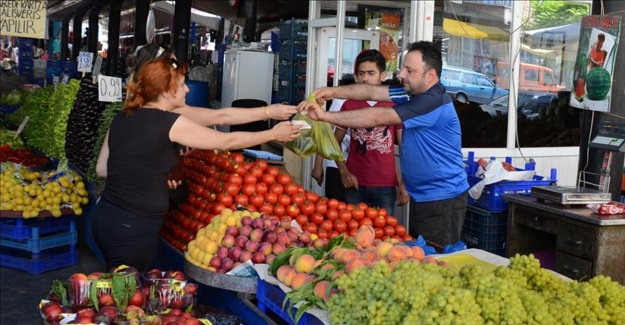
{"left": 221, "top": 50, "right": 274, "bottom": 108}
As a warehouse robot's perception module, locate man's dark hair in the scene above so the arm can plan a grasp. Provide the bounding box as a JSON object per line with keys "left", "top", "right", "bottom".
{"left": 132, "top": 44, "right": 172, "bottom": 82}
{"left": 407, "top": 41, "right": 443, "bottom": 77}
{"left": 598, "top": 33, "right": 605, "bottom": 42}
{"left": 354, "top": 49, "right": 386, "bottom": 74}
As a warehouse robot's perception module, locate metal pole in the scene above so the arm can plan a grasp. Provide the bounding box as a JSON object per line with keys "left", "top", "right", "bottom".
{"left": 107, "top": 1, "right": 123, "bottom": 76}
{"left": 506, "top": 0, "right": 523, "bottom": 149}
{"left": 173, "top": 0, "right": 192, "bottom": 62}
{"left": 134, "top": 0, "right": 150, "bottom": 47}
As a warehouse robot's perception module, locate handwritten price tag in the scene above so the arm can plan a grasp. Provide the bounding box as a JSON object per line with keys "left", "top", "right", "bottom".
{"left": 98, "top": 75, "right": 123, "bottom": 102}
{"left": 77, "top": 52, "right": 93, "bottom": 73}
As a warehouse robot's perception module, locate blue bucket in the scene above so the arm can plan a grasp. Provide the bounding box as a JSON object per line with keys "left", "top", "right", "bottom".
{"left": 185, "top": 80, "right": 211, "bottom": 108}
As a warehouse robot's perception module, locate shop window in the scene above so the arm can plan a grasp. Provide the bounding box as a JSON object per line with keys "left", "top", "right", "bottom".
{"left": 435, "top": 0, "right": 589, "bottom": 148}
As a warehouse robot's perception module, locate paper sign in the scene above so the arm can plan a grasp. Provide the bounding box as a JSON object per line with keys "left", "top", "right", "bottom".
{"left": 92, "top": 56, "right": 103, "bottom": 77}
{"left": 98, "top": 75, "right": 123, "bottom": 102}
{"left": 62, "top": 74, "right": 69, "bottom": 84}
{"left": 77, "top": 51, "right": 93, "bottom": 73}
{"left": 52, "top": 76, "right": 59, "bottom": 85}
{"left": 0, "top": 0, "right": 48, "bottom": 38}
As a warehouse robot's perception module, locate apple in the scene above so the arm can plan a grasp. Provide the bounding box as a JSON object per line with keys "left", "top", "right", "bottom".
{"left": 240, "top": 225, "right": 253, "bottom": 237}
{"left": 280, "top": 218, "right": 291, "bottom": 229}
{"left": 97, "top": 306, "right": 118, "bottom": 322}
{"left": 183, "top": 318, "right": 201, "bottom": 325}
{"left": 272, "top": 242, "right": 286, "bottom": 254}
{"left": 252, "top": 218, "right": 264, "bottom": 229}
{"left": 74, "top": 315, "right": 94, "bottom": 324}
{"left": 249, "top": 229, "right": 263, "bottom": 242}
{"left": 312, "top": 238, "right": 325, "bottom": 249}
{"left": 270, "top": 216, "right": 280, "bottom": 228}
{"left": 245, "top": 240, "right": 259, "bottom": 253}
{"left": 262, "top": 230, "right": 277, "bottom": 244}
{"left": 76, "top": 308, "right": 95, "bottom": 319}
{"left": 48, "top": 292, "right": 62, "bottom": 304}
{"left": 129, "top": 289, "right": 144, "bottom": 307}
{"left": 287, "top": 228, "right": 299, "bottom": 241}
{"left": 209, "top": 256, "right": 221, "bottom": 269}
{"left": 98, "top": 293, "right": 115, "bottom": 306}
{"left": 234, "top": 235, "right": 248, "bottom": 249}
{"left": 228, "top": 247, "right": 242, "bottom": 260}
{"left": 251, "top": 252, "right": 265, "bottom": 264}
{"left": 241, "top": 216, "right": 252, "bottom": 226}
{"left": 263, "top": 218, "right": 273, "bottom": 229}
{"left": 221, "top": 258, "right": 234, "bottom": 271}
{"left": 221, "top": 234, "right": 235, "bottom": 248}
{"left": 216, "top": 247, "right": 228, "bottom": 259}
{"left": 225, "top": 226, "right": 239, "bottom": 237}
{"left": 298, "top": 232, "right": 312, "bottom": 244}
{"left": 165, "top": 271, "right": 186, "bottom": 281}
{"left": 87, "top": 272, "right": 103, "bottom": 280}
{"left": 42, "top": 302, "right": 64, "bottom": 322}
{"left": 265, "top": 254, "right": 276, "bottom": 265}
{"left": 184, "top": 283, "right": 197, "bottom": 295}
{"left": 259, "top": 242, "right": 273, "bottom": 256}
{"left": 239, "top": 250, "right": 252, "bottom": 263}
{"left": 169, "top": 297, "right": 184, "bottom": 309}
{"left": 277, "top": 232, "right": 290, "bottom": 245}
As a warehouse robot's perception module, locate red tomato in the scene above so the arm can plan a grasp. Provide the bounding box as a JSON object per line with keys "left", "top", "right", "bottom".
{"left": 295, "top": 215, "right": 308, "bottom": 226}
{"left": 270, "top": 184, "right": 284, "bottom": 195}
{"left": 315, "top": 202, "right": 328, "bottom": 215}
{"left": 346, "top": 204, "right": 354, "bottom": 211}
{"left": 327, "top": 199, "right": 339, "bottom": 210}
{"left": 357, "top": 202, "right": 368, "bottom": 210}
{"left": 290, "top": 193, "right": 305, "bottom": 206}
{"left": 329, "top": 231, "right": 339, "bottom": 239}
{"left": 266, "top": 166, "right": 280, "bottom": 177}
{"left": 231, "top": 152, "right": 245, "bottom": 164}
{"left": 250, "top": 166, "right": 264, "bottom": 178}
{"left": 217, "top": 193, "right": 233, "bottom": 207}
{"left": 386, "top": 216, "right": 398, "bottom": 227}
{"left": 359, "top": 217, "right": 373, "bottom": 227}
{"left": 224, "top": 183, "right": 240, "bottom": 196}
{"left": 339, "top": 210, "right": 352, "bottom": 223}
{"left": 403, "top": 234, "right": 413, "bottom": 241}
{"left": 256, "top": 160, "right": 268, "bottom": 171}
{"left": 333, "top": 220, "right": 347, "bottom": 233}
{"left": 243, "top": 174, "right": 257, "bottom": 185}
{"left": 373, "top": 216, "right": 386, "bottom": 228}
{"left": 235, "top": 194, "right": 249, "bottom": 206}
{"left": 299, "top": 202, "right": 315, "bottom": 216}
{"left": 305, "top": 192, "right": 319, "bottom": 203}
{"left": 261, "top": 174, "right": 276, "bottom": 186}
{"left": 285, "top": 183, "right": 299, "bottom": 195}
{"left": 395, "top": 225, "right": 407, "bottom": 237}
{"left": 227, "top": 174, "right": 243, "bottom": 186}
{"left": 351, "top": 208, "right": 365, "bottom": 221}
{"left": 337, "top": 202, "right": 346, "bottom": 211}
{"left": 250, "top": 194, "right": 265, "bottom": 208}
{"left": 378, "top": 207, "right": 388, "bottom": 217}
{"left": 320, "top": 220, "right": 333, "bottom": 232}
{"left": 287, "top": 205, "right": 300, "bottom": 217}
{"left": 326, "top": 209, "right": 339, "bottom": 222}
{"left": 278, "top": 194, "right": 291, "bottom": 207}
{"left": 348, "top": 229, "right": 358, "bottom": 237}
{"left": 317, "top": 230, "right": 328, "bottom": 239}
{"left": 255, "top": 182, "right": 268, "bottom": 195}
{"left": 374, "top": 228, "right": 384, "bottom": 239}
{"left": 347, "top": 220, "right": 359, "bottom": 230}
{"left": 265, "top": 192, "right": 278, "bottom": 205}
{"left": 384, "top": 226, "right": 395, "bottom": 237}
{"left": 277, "top": 174, "right": 292, "bottom": 185}
{"left": 242, "top": 184, "right": 256, "bottom": 196}
{"left": 259, "top": 204, "right": 274, "bottom": 215}
{"left": 235, "top": 165, "right": 247, "bottom": 177}
{"left": 310, "top": 213, "right": 324, "bottom": 226}
{"left": 273, "top": 205, "right": 286, "bottom": 217}
{"left": 212, "top": 203, "right": 226, "bottom": 215}
{"left": 304, "top": 223, "right": 318, "bottom": 234}
{"left": 365, "top": 207, "right": 379, "bottom": 219}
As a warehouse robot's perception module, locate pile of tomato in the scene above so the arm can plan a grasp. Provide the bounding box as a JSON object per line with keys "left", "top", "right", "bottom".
{"left": 160, "top": 150, "right": 412, "bottom": 252}
{"left": 0, "top": 145, "right": 50, "bottom": 167}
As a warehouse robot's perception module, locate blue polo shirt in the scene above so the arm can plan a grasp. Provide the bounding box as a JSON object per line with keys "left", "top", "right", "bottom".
{"left": 390, "top": 83, "right": 468, "bottom": 202}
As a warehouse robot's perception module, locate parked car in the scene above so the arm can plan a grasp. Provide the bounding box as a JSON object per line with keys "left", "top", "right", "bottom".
{"left": 440, "top": 66, "right": 508, "bottom": 104}
{"left": 496, "top": 62, "right": 566, "bottom": 93}
{"left": 480, "top": 90, "right": 557, "bottom": 120}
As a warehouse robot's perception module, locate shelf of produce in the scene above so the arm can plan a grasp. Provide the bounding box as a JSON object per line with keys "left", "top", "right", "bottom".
{"left": 184, "top": 259, "right": 258, "bottom": 294}
{"left": 0, "top": 208, "right": 74, "bottom": 219}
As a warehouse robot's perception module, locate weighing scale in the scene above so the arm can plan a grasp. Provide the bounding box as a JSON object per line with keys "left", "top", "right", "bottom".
{"left": 530, "top": 122, "right": 624, "bottom": 205}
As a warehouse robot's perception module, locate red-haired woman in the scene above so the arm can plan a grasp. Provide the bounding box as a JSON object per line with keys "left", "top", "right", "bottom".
{"left": 92, "top": 57, "right": 301, "bottom": 271}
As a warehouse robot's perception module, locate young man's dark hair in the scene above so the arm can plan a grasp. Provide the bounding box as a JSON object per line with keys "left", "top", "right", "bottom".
{"left": 407, "top": 41, "right": 443, "bottom": 77}
{"left": 354, "top": 49, "right": 386, "bottom": 75}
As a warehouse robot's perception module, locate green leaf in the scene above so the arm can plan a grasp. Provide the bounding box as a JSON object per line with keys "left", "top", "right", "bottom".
{"left": 90, "top": 281, "right": 99, "bottom": 310}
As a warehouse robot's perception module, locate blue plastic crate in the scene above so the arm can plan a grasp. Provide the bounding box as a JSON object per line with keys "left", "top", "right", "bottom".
{"left": 467, "top": 174, "right": 555, "bottom": 213}
{"left": 257, "top": 279, "right": 324, "bottom": 325}
{"left": 0, "top": 221, "right": 76, "bottom": 253}
{"left": 0, "top": 216, "right": 75, "bottom": 241}
{"left": 280, "top": 19, "right": 308, "bottom": 41}
{"left": 0, "top": 245, "right": 77, "bottom": 274}
{"left": 280, "top": 41, "right": 307, "bottom": 60}
{"left": 462, "top": 205, "right": 507, "bottom": 257}
{"left": 0, "top": 104, "right": 20, "bottom": 114}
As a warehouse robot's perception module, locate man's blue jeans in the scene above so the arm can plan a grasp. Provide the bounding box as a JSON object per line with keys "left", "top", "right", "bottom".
{"left": 344, "top": 186, "right": 397, "bottom": 216}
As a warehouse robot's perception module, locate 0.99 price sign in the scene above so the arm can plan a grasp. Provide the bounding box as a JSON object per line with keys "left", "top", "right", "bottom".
{"left": 98, "top": 75, "right": 123, "bottom": 102}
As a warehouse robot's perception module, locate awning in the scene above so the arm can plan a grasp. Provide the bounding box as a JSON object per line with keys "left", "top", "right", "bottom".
{"left": 443, "top": 18, "right": 510, "bottom": 42}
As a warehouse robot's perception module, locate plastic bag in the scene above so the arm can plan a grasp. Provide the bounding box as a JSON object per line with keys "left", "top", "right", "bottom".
{"left": 284, "top": 94, "right": 345, "bottom": 161}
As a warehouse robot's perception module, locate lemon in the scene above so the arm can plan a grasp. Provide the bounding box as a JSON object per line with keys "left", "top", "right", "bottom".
{"left": 30, "top": 199, "right": 39, "bottom": 207}
{"left": 1, "top": 193, "right": 10, "bottom": 201}
{"left": 201, "top": 253, "right": 212, "bottom": 266}
{"left": 51, "top": 209, "right": 62, "bottom": 217}
{"left": 23, "top": 197, "right": 32, "bottom": 205}
{"left": 3, "top": 202, "right": 14, "bottom": 210}
{"left": 76, "top": 182, "right": 85, "bottom": 189}
{"left": 30, "top": 209, "right": 39, "bottom": 218}
{"left": 73, "top": 207, "right": 83, "bottom": 216}
{"left": 204, "top": 240, "right": 218, "bottom": 255}
{"left": 62, "top": 194, "right": 70, "bottom": 202}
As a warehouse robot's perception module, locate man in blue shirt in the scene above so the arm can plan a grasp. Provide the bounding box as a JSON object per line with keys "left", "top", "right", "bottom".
{"left": 298, "top": 41, "right": 468, "bottom": 246}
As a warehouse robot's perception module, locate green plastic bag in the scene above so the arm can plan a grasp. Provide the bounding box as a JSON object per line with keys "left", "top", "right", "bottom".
{"left": 284, "top": 95, "right": 344, "bottom": 161}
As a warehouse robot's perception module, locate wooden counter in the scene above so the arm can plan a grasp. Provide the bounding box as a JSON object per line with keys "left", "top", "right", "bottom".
{"left": 504, "top": 194, "right": 625, "bottom": 284}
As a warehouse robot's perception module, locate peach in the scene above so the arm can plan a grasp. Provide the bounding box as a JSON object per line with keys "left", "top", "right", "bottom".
{"left": 387, "top": 246, "right": 407, "bottom": 262}
{"left": 294, "top": 254, "right": 316, "bottom": 274}
{"left": 291, "top": 273, "right": 316, "bottom": 290}
{"left": 411, "top": 246, "right": 425, "bottom": 260}
{"left": 421, "top": 256, "right": 438, "bottom": 265}
{"left": 354, "top": 225, "right": 375, "bottom": 248}
{"left": 340, "top": 250, "right": 361, "bottom": 264}
{"left": 399, "top": 245, "right": 414, "bottom": 258}
{"left": 361, "top": 250, "right": 377, "bottom": 262}
{"left": 313, "top": 280, "right": 331, "bottom": 300}
{"left": 283, "top": 268, "right": 297, "bottom": 286}
{"left": 320, "top": 263, "right": 335, "bottom": 271}
{"left": 345, "top": 258, "right": 367, "bottom": 274}
{"left": 331, "top": 247, "right": 347, "bottom": 260}
{"left": 276, "top": 265, "right": 293, "bottom": 283}
{"left": 376, "top": 242, "right": 393, "bottom": 258}
{"left": 331, "top": 270, "right": 345, "bottom": 281}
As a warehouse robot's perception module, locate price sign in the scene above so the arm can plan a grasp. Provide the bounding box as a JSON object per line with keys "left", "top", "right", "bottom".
{"left": 77, "top": 51, "right": 94, "bottom": 73}
{"left": 98, "top": 75, "right": 123, "bottom": 102}
{"left": 62, "top": 74, "right": 69, "bottom": 84}
{"left": 53, "top": 76, "right": 60, "bottom": 85}
{"left": 93, "top": 56, "right": 103, "bottom": 77}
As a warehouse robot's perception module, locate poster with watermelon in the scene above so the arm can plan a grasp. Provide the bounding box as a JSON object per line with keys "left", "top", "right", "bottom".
{"left": 570, "top": 15, "right": 621, "bottom": 112}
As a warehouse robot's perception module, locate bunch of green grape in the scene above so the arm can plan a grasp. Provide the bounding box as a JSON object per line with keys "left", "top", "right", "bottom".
{"left": 326, "top": 254, "right": 625, "bottom": 325}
